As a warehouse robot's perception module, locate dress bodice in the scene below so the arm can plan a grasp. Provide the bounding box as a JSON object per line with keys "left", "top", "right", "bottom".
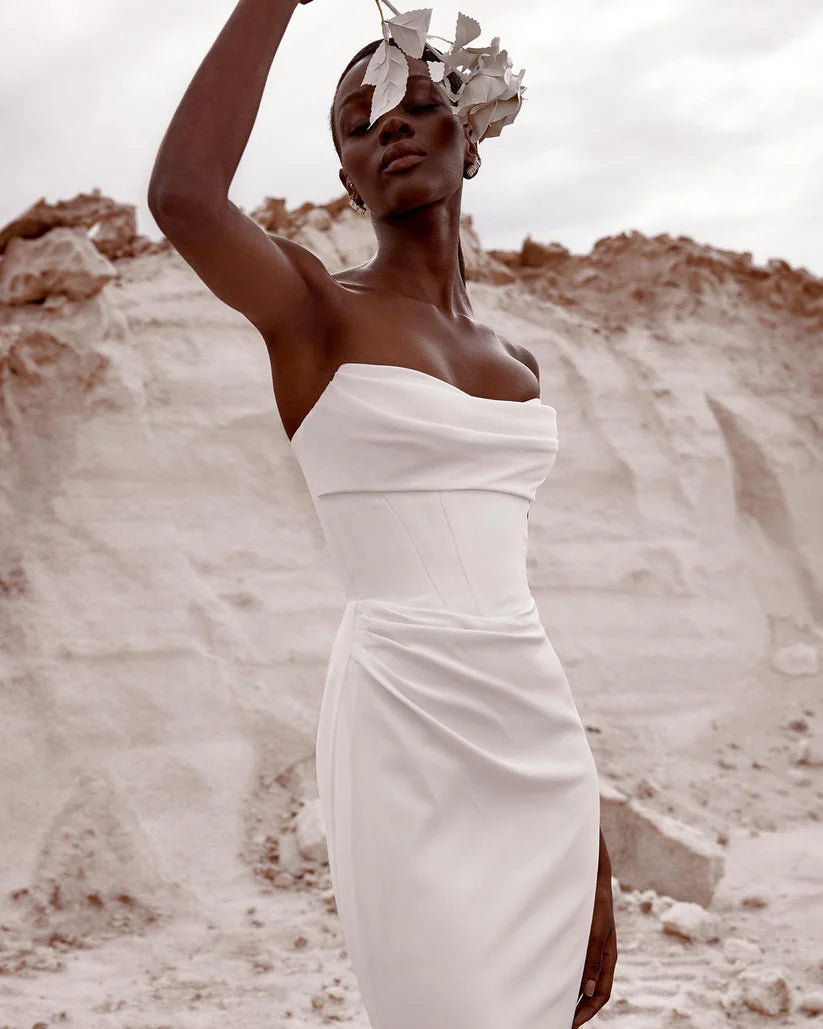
{"left": 289, "top": 363, "right": 559, "bottom": 615}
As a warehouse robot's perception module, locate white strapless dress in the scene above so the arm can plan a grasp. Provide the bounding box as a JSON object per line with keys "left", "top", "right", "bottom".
{"left": 289, "top": 362, "right": 600, "bottom": 1029}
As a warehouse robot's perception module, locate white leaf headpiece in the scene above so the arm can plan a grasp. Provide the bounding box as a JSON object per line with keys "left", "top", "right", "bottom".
{"left": 360, "top": 3, "right": 527, "bottom": 144}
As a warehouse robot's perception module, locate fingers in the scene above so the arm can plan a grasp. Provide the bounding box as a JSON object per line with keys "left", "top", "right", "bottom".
{"left": 576, "top": 927, "right": 604, "bottom": 1003}
{"left": 598, "top": 924, "right": 618, "bottom": 998}
{"left": 571, "top": 925, "right": 617, "bottom": 1029}
{"left": 572, "top": 949, "right": 602, "bottom": 1027}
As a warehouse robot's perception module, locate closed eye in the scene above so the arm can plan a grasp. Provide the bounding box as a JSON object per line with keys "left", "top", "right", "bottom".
{"left": 349, "top": 104, "right": 438, "bottom": 136}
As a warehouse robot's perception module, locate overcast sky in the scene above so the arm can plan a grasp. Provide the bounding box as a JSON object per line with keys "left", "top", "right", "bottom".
{"left": 3, "top": 0, "right": 822, "bottom": 277}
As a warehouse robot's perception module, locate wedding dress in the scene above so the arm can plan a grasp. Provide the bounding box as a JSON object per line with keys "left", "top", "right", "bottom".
{"left": 289, "top": 361, "right": 600, "bottom": 1029}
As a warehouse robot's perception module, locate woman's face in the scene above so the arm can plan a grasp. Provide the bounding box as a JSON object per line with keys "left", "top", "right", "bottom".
{"left": 334, "top": 54, "right": 473, "bottom": 216}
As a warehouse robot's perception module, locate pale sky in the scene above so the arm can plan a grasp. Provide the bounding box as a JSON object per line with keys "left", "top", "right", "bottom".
{"left": 3, "top": 0, "right": 822, "bottom": 277}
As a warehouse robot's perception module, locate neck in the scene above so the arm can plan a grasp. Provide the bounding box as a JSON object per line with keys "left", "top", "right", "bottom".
{"left": 366, "top": 200, "right": 471, "bottom": 319}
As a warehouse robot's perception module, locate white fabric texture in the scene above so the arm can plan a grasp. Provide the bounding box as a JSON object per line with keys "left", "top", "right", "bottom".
{"left": 290, "top": 362, "right": 600, "bottom": 1029}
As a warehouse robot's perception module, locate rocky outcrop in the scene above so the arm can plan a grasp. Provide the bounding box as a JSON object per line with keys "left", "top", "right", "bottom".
{"left": 490, "top": 230, "right": 823, "bottom": 336}
{"left": 0, "top": 189, "right": 163, "bottom": 262}
{"left": 0, "top": 227, "right": 119, "bottom": 305}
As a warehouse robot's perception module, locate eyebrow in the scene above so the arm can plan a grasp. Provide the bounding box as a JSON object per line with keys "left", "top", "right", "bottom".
{"left": 338, "top": 74, "right": 437, "bottom": 116}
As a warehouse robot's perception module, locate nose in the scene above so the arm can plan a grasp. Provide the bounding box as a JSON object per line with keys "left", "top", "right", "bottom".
{"left": 376, "top": 110, "right": 414, "bottom": 142}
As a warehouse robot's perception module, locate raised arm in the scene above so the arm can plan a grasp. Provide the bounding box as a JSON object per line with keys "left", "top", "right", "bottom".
{"left": 148, "top": 0, "right": 307, "bottom": 208}
{"left": 146, "top": 0, "right": 334, "bottom": 347}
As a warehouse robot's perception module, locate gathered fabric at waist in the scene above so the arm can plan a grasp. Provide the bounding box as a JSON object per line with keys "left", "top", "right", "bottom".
{"left": 326, "top": 592, "right": 591, "bottom": 783}
{"left": 313, "top": 488, "right": 534, "bottom": 616}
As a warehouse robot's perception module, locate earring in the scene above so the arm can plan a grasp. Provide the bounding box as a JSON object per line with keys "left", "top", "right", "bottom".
{"left": 464, "top": 156, "right": 481, "bottom": 179}
{"left": 349, "top": 195, "right": 368, "bottom": 216}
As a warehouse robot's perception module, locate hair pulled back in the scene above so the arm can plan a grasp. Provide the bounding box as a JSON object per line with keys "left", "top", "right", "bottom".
{"left": 329, "top": 39, "right": 469, "bottom": 285}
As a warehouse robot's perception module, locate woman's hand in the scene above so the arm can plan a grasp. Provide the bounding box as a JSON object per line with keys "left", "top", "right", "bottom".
{"left": 572, "top": 831, "right": 617, "bottom": 1028}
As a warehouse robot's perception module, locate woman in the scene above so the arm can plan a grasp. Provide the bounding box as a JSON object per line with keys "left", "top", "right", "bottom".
{"left": 147, "top": 1, "right": 616, "bottom": 1026}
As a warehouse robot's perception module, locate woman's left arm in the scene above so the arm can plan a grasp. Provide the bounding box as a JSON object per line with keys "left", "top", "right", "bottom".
{"left": 572, "top": 828, "right": 618, "bottom": 1028}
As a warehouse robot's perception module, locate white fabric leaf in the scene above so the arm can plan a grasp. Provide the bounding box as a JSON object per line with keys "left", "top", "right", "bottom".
{"left": 452, "top": 11, "right": 482, "bottom": 50}
{"left": 359, "top": 3, "right": 527, "bottom": 144}
{"left": 361, "top": 39, "right": 410, "bottom": 128}
{"left": 386, "top": 7, "right": 433, "bottom": 59}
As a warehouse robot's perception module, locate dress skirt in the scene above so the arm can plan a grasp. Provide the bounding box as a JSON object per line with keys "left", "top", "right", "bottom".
{"left": 315, "top": 594, "right": 601, "bottom": 1029}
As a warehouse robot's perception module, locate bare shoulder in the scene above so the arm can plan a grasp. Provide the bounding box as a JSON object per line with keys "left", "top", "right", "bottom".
{"left": 264, "top": 234, "right": 345, "bottom": 317}
{"left": 256, "top": 233, "right": 352, "bottom": 361}
{"left": 266, "top": 234, "right": 328, "bottom": 281}
{"left": 149, "top": 196, "right": 344, "bottom": 352}
{"left": 500, "top": 335, "right": 540, "bottom": 384}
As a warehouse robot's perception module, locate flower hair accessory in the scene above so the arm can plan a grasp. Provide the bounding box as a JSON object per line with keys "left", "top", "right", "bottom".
{"left": 361, "top": 2, "right": 527, "bottom": 144}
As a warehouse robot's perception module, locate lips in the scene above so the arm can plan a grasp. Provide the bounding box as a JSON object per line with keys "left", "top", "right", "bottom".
{"left": 381, "top": 141, "right": 427, "bottom": 171}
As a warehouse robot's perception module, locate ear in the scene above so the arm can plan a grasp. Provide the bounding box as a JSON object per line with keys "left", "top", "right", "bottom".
{"left": 463, "top": 124, "right": 479, "bottom": 165}
{"left": 340, "top": 168, "right": 361, "bottom": 203}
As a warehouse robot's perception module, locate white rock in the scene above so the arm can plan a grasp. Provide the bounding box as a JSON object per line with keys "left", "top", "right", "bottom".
{"left": 599, "top": 781, "right": 725, "bottom": 906}
{"left": 738, "top": 968, "right": 791, "bottom": 1016}
{"left": 295, "top": 797, "right": 328, "bottom": 862}
{"left": 771, "top": 643, "right": 819, "bottom": 677}
{"left": 660, "top": 900, "right": 719, "bottom": 943}
{"left": 798, "top": 991, "right": 823, "bottom": 1015}
{"left": 792, "top": 737, "right": 823, "bottom": 766}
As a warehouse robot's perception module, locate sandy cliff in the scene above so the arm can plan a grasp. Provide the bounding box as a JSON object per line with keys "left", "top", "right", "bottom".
{"left": 0, "top": 188, "right": 820, "bottom": 1026}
